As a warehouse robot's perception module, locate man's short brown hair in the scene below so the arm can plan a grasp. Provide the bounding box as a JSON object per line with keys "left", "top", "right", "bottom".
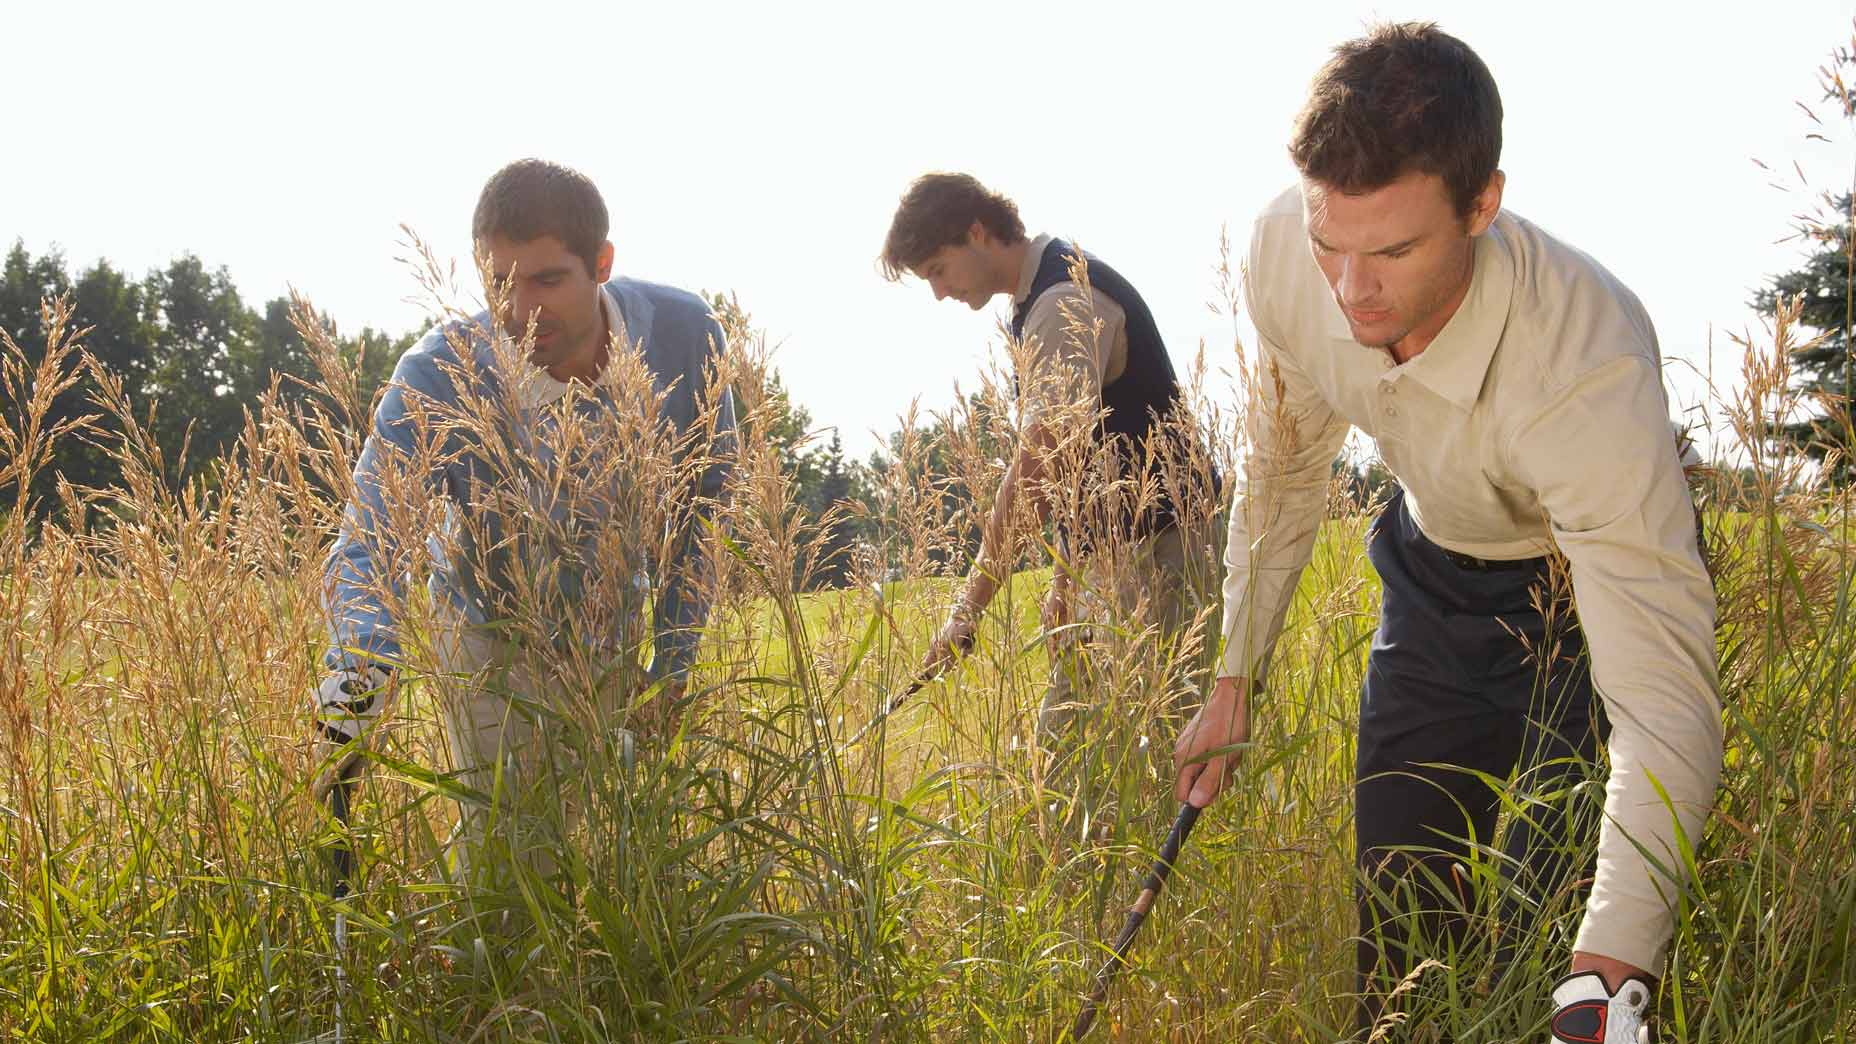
{"left": 1289, "top": 22, "right": 1502, "bottom": 217}
{"left": 880, "top": 172, "right": 1026, "bottom": 281}
{"left": 472, "top": 159, "right": 610, "bottom": 276}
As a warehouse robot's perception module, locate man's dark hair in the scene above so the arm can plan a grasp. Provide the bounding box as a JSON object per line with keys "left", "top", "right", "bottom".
{"left": 1289, "top": 22, "right": 1502, "bottom": 217}
{"left": 472, "top": 159, "right": 610, "bottom": 276}
{"left": 880, "top": 172, "right": 1026, "bottom": 281}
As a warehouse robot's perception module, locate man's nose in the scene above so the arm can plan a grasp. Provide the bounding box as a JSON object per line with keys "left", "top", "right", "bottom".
{"left": 1337, "top": 255, "right": 1379, "bottom": 305}
{"left": 509, "top": 292, "right": 543, "bottom": 330}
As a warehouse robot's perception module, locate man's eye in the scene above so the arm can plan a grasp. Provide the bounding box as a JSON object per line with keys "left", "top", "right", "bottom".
{"left": 1383, "top": 249, "right": 1412, "bottom": 260}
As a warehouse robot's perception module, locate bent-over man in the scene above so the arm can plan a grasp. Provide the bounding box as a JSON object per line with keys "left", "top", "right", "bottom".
{"left": 1171, "top": 24, "right": 1720, "bottom": 1042}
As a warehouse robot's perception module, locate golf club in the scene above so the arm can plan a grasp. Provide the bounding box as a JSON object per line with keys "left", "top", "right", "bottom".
{"left": 329, "top": 777, "right": 354, "bottom": 1044}
{"left": 1066, "top": 800, "right": 1202, "bottom": 1041}
{"left": 839, "top": 630, "right": 974, "bottom": 751}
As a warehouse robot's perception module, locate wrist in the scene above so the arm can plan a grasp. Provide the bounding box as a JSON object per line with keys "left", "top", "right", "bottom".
{"left": 1212, "top": 675, "right": 1249, "bottom": 704}
{"left": 1569, "top": 951, "right": 1653, "bottom": 994}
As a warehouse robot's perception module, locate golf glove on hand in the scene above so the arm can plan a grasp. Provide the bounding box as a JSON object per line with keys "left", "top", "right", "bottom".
{"left": 312, "top": 663, "right": 395, "bottom": 801}
{"left": 1549, "top": 971, "right": 1653, "bottom": 1044}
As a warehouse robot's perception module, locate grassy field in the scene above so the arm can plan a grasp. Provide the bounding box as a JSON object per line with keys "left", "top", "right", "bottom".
{"left": 2, "top": 287, "right": 1852, "bottom": 1044}
{"left": 3, "top": 125, "right": 1855, "bottom": 1040}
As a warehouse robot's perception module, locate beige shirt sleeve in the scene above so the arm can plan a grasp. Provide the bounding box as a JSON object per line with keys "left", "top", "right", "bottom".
{"left": 1017, "top": 281, "right": 1126, "bottom": 424}
{"left": 1218, "top": 252, "right": 1352, "bottom": 682}
{"left": 1511, "top": 356, "right": 1723, "bottom": 971}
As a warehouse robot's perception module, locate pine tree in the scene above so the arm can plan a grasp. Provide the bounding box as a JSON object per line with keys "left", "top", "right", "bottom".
{"left": 1755, "top": 41, "right": 1854, "bottom": 481}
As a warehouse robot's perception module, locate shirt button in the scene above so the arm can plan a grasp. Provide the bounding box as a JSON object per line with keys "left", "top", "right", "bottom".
{"left": 1382, "top": 383, "right": 1396, "bottom": 395}
{"left": 1384, "top": 404, "right": 1398, "bottom": 418}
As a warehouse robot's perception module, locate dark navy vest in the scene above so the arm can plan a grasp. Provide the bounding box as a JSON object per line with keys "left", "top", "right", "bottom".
{"left": 1009, "top": 238, "right": 1197, "bottom": 541}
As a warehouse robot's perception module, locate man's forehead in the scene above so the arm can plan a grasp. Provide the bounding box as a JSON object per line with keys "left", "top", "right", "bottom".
{"left": 482, "top": 232, "right": 572, "bottom": 260}
{"left": 480, "top": 234, "right": 589, "bottom": 279}
{"left": 1300, "top": 175, "right": 1445, "bottom": 244}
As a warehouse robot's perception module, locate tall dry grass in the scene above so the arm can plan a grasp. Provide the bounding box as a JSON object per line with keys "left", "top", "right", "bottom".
{"left": 3, "top": 56, "right": 1855, "bottom": 1044}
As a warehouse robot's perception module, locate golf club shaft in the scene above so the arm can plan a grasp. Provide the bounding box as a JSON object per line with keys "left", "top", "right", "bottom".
{"left": 329, "top": 777, "right": 355, "bottom": 1044}
{"left": 1068, "top": 801, "right": 1202, "bottom": 1041}
{"left": 840, "top": 675, "right": 928, "bottom": 750}
{"left": 841, "top": 629, "right": 973, "bottom": 751}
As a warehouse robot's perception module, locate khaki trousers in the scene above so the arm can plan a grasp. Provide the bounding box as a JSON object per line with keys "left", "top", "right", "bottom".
{"left": 430, "top": 618, "right": 636, "bottom": 885}
{"left": 1037, "top": 525, "right": 1215, "bottom": 749}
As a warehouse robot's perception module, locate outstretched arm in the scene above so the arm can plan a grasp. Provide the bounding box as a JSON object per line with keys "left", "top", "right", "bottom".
{"left": 323, "top": 330, "right": 458, "bottom": 673}
{"left": 1514, "top": 355, "right": 1722, "bottom": 979}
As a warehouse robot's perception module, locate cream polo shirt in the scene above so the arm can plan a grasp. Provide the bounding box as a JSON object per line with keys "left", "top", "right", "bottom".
{"left": 1011, "top": 234, "right": 1129, "bottom": 419}
{"left": 1222, "top": 185, "right": 1721, "bottom": 971}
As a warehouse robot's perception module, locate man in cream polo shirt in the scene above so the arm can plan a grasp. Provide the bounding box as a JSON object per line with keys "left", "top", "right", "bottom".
{"left": 1170, "top": 23, "right": 1720, "bottom": 1042}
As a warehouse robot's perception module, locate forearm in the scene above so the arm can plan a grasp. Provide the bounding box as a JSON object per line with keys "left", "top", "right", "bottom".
{"left": 1518, "top": 359, "right": 1724, "bottom": 972}
{"left": 325, "top": 528, "right": 404, "bottom": 672}
{"left": 651, "top": 579, "right": 704, "bottom": 681}
{"left": 961, "top": 432, "right": 1049, "bottom": 616}
{"left": 652, "top": 501, "right": 722, "bottom": 680}
{"left": 323, "top": 444, "right": 414, "bottom": 672}
{"left": 1564, "top": 524, "right": 1715, "bottom": 971}
{"left": 1216, "top": 324, "right": 1350, "bottom": 682}
{"left": 1575, "top": 657, "right": 1721, "bottom": 972}
{"left": 1217, "top": 473, "right": 1330, "bottom": 681}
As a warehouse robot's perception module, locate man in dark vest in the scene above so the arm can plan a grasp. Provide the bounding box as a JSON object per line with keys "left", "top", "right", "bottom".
{"left": 881, "top": 172, "right": 1216, "bottom": 751}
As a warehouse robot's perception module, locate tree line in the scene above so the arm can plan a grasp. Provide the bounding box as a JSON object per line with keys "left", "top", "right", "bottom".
{"left": 0, "top": 243, "right": 407, "bottom": 516}
{"left": 3, "top": 215, "right": 1850, "bottom": 585}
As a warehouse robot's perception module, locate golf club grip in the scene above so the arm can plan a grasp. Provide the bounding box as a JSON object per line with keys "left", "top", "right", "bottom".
{"left": 1067, "top": 803, "right": 1202, "bottom": 1040}
{"left": 1148, "top": 801, "right": 1200, "bottom": 891}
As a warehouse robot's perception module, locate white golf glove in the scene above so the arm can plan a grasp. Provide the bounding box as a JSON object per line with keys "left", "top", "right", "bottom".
{"left": 1549, "top": 971, "right": 1653, "bottom": 1044}
{"left": 312, "top": 663, "right": 395, "bottom": 801}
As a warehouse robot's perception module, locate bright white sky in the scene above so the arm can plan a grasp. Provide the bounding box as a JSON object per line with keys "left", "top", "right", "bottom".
{"left": 5, "top": 2, "right": 1853, "bottom": 461}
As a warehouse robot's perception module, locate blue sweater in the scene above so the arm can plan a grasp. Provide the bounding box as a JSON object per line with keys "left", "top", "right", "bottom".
{"left": 323, "top": 277, "right": 736, "bottom": 680}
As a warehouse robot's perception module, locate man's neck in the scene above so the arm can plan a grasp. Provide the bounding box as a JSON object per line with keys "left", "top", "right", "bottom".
{"left": 1389, "top": 244, "right": 1476, "bottom": 364}
{"left": 998, "top": 239, "right": 1033, "bottom": 298}
{"left": 546, "top": 291, "right": 612, "bottom": 385}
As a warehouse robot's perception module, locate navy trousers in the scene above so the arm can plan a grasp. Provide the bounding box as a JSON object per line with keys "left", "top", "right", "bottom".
{"left": 1354, "top": 489, "right": 1607, "bottom": 1026}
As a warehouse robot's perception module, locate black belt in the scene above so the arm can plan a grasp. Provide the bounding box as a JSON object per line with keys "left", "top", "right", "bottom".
{"left": 1439, "top": 547, "right": 1544, "bottom": 572}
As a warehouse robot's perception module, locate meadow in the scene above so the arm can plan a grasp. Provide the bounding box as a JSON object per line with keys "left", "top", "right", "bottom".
{"left": 3, "top": 56, "right": 1856, "bottom": 1035}
{"left": 0, "top": 243, "right": 1850, "bottom": 1044}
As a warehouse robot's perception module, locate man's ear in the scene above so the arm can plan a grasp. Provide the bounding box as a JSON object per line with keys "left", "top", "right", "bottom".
{"left": 1467, "top": 171, "right": 1506, "bottom": 237}
{"left": 966, "top": 219, "right": 991, "bottom": 249}
{"left": 593, "top": 241, "right": 615, "bottom": 283}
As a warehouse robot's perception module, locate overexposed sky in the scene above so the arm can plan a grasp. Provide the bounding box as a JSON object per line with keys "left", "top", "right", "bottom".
{"left": 5, "top": 1, "right": 1853, "bottom": 460}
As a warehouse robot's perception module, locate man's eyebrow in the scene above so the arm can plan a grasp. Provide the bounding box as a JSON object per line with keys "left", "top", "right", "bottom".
{"left": 1308, "top": 230, "right": 1423, "bottom": 256}
{"left": 1371, "top": 235, "right": 1423, "bottom": 255}
{"left": 526, "top": 265, "right": 574, "bottom": 281}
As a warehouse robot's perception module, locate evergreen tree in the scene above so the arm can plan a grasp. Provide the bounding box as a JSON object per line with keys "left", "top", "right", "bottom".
{"left": 1755, "top": 40, "right": 1854, "bottom": 481}
{"left": 1756, "top": 193, "right": 1853, "bottom": 480}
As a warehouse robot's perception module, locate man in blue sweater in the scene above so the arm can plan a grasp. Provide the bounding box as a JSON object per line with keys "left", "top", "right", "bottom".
{"left": 311, "top": 158, "right": 736, "bottom": 879}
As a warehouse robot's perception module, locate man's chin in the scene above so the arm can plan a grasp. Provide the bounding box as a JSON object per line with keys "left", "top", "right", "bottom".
{"left": 1347, "top": 321, "right": 1404, "bottom": 351}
